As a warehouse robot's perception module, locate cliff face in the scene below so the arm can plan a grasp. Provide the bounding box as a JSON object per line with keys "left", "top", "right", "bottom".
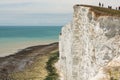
{"left": 59, "top": 5, "right": 120, "bottom": 80}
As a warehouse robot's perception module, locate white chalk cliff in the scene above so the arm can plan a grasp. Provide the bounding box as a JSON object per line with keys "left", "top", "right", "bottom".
{"left": 59, "top": 5, "right": 120, "bottom": 80}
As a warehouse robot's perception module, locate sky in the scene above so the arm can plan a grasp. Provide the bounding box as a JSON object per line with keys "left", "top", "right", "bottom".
{"left": 0, "top": 0, "right": 119, "bottom": 26}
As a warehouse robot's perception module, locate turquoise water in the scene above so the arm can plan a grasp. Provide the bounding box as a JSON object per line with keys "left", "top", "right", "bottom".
{"left": 0, "top": 26, "right": 61, "bottom": 39}
{"left": 0, "top": 26, "right": 61, "bottom": 57}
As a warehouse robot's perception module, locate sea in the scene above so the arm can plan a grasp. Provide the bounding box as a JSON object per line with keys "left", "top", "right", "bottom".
{"left": 0, "top": 26, "right": 62, "bottom": 57}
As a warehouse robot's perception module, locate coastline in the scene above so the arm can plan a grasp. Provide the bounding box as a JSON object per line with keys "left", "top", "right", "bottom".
{"left": 0, "top": 42, "right": 59, "bottom": 80}
{"left": 0, "top": 39, "right": 58, "bottom": 57}
{"left": 0, "top": 26, "right": 61, "bottom": 57}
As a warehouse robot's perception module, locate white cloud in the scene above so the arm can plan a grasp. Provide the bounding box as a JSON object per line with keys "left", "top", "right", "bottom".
{"left": 0, "top": 0, "right": 79, "bottom": 13}
{"left": 0, "top": 0, "right": 119, "bottom": 13}
{"left": 0, "top": 0, "right": 119, "bottom": 25}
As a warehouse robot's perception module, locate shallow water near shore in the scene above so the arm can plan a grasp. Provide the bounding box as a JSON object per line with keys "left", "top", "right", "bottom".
{"left": 0, "top": 26, "right": 61, "bottom": 57}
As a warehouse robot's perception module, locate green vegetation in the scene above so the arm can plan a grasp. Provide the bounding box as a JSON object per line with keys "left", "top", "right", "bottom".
{"left": 9, "top": 54, "right": 49, "bottom": 80}
{"left": 9, "top": 50, "right": 59, "bottom": 80}
{"left": 109, "top": 69, "right": 120, "bottom": 80}
{"left": 45, "top": 51, "right": 59, "bottom": 80}
{"left": 106, "top": 67, "right": 120, "bottom": 80}
{"left": 81, "top": 5, "right": 120, "bottom": 17}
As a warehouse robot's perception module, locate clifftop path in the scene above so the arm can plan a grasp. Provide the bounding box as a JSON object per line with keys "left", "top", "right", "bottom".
{"left": 74, "top": 5, "right": 120, "bottom": 17}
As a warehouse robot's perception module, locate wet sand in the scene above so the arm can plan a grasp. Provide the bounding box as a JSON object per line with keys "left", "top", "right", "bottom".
{"left": 0, "top": 40, "right": 57, "bottom": 57}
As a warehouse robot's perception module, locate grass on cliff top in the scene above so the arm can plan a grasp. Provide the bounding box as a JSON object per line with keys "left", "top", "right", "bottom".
{"left": 80, "top": 5, "right": 120, "bottom": 17}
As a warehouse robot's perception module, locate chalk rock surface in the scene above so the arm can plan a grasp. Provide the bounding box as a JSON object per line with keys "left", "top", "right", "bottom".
{"left": 59, "top": 5, "right": 120, "bottom": 80}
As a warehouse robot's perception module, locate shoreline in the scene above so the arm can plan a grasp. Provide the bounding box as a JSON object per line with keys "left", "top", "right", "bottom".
{"left": 0, "top": 42, "right": 59, "bottom": 79}
{"left": 0, "top": 40, "right": 58, "bottom": 57}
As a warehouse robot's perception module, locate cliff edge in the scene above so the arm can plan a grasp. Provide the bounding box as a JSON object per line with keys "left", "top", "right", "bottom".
{"left": 59, "top": 5, "right": 120, "bottom": 80}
